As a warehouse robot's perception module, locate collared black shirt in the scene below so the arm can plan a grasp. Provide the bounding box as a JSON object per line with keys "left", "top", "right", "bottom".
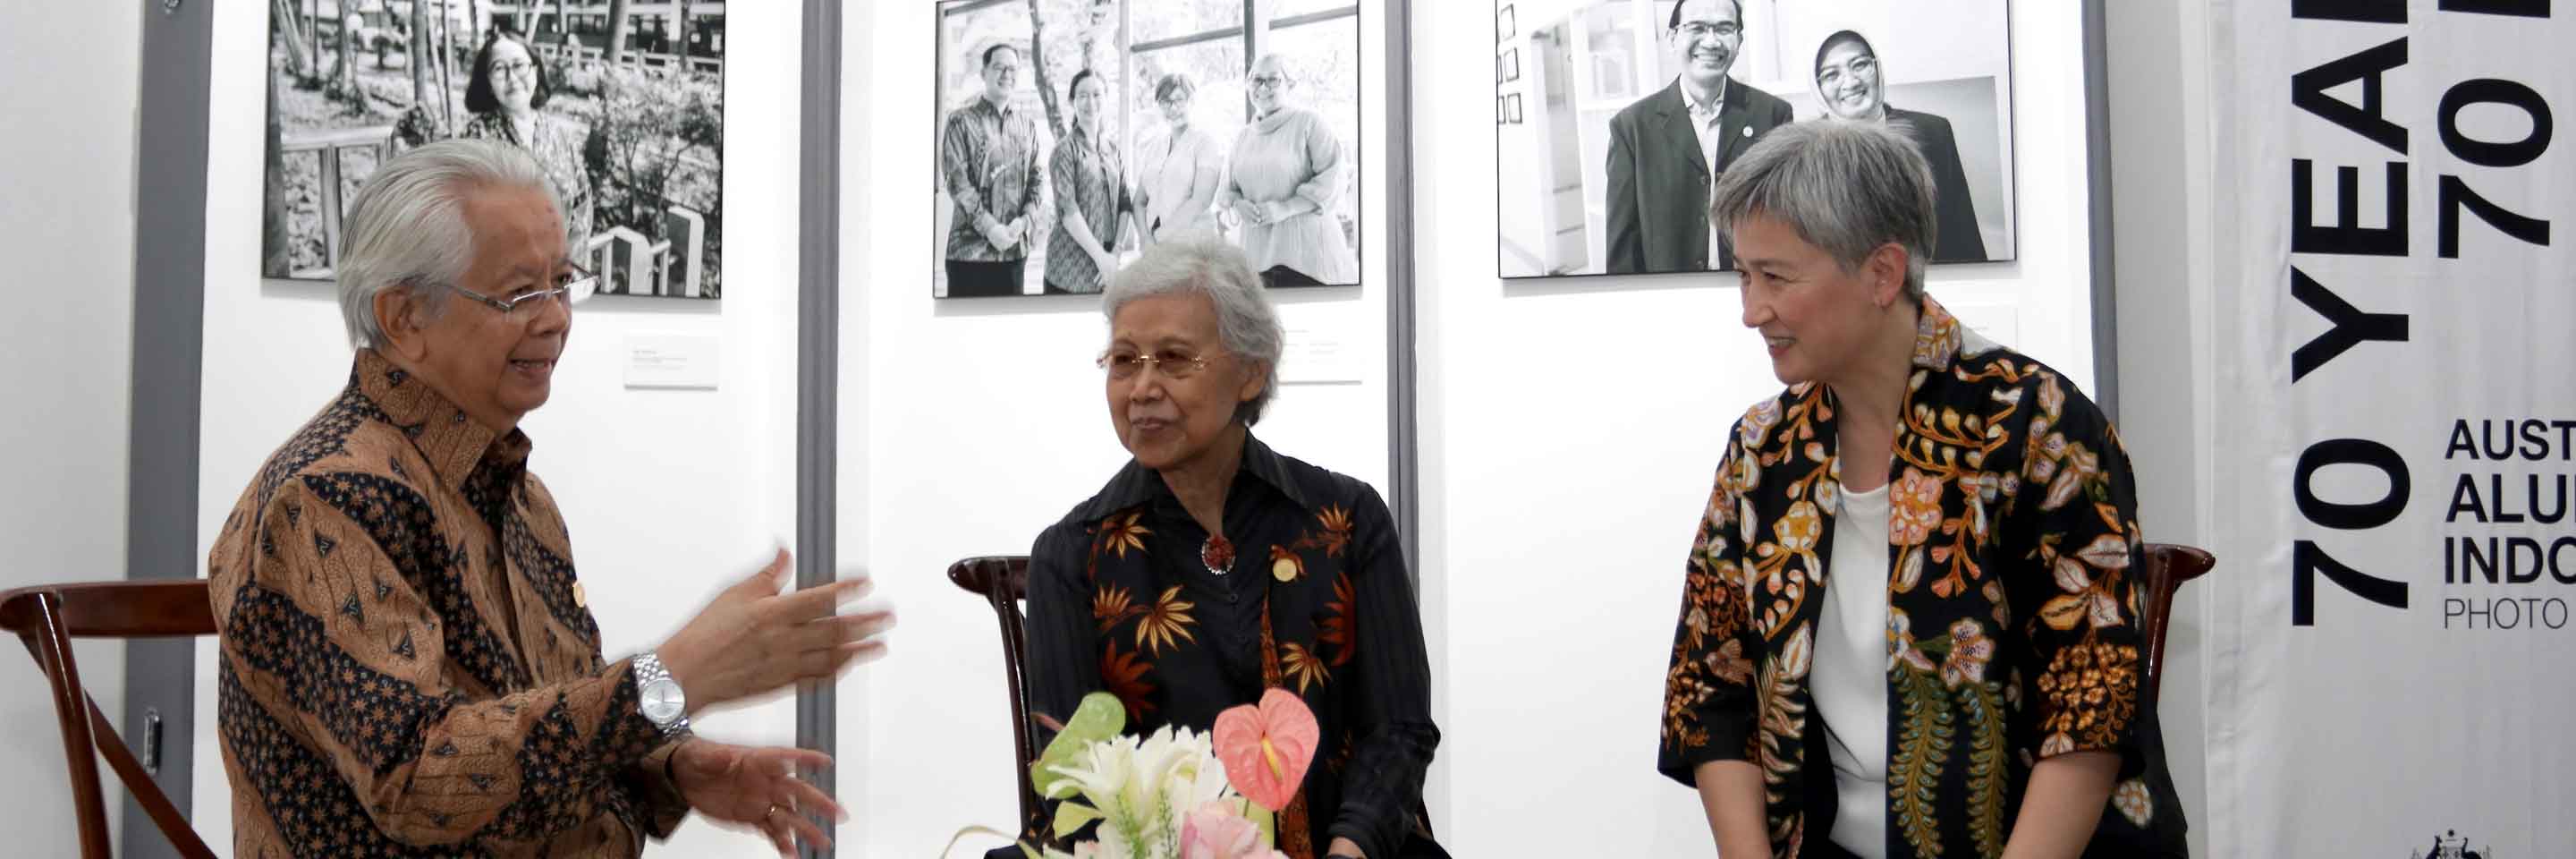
{"left": 1025, "top": 436, "right": 1440, "bottom": 858}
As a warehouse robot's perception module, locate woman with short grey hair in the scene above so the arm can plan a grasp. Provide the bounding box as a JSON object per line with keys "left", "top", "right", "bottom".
{"left": 1660, "top": 120, "right": 2188, "bottom": 858}
{"left": 1217, "top": 53, "right": 1359, "bottom": 286}
{"left": 1021, "top": 237, "right": 1447, "bottom": 858}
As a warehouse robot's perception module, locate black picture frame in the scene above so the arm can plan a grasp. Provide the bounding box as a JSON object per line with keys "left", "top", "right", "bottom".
{"left": 1494, "top": 0, "right": 2023, "bottom": 280}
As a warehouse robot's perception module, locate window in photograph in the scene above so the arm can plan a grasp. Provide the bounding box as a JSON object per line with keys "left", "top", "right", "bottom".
{"left": 1273, "top": 0, "right": 1360, "bottom": 22}
{"left": 1131, "top": 0, "right": 1249, "bottom": 47}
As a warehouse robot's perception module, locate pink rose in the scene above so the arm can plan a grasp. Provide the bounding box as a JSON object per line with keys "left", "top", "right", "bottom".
{"left": 1181, "top": 802, "right": 1285, "bottom": 859}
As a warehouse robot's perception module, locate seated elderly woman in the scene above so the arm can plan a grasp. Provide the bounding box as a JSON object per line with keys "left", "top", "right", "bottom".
{"left": 1022, "top": 238, "right": 1444, "bottom": 859}
{"left": 1657, "top": 121, "right": 2189, "bottom": 858}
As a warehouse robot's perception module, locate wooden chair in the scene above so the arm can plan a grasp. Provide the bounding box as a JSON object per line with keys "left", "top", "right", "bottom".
{"left": 0, "top": 581, "right": 219, "bottom": 859}
{"left": 2138, "top": 543, "right": 2216, "bottom": 704}
{"left": 947, "top": 555, "right": 1042, "bottom": 836}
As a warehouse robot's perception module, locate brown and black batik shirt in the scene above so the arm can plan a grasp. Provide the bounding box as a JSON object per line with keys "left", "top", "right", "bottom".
{"left": 209, "top": 349, "right": 689, "bottom": 857}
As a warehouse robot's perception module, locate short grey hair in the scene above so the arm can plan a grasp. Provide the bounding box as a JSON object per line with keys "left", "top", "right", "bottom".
{"left": 1250, "top": 52, "right": 1296, "bottom": 85}
{"left": 336, "top": 139, "right": 561, "bottom": 348}
{"left": 1709, "top": 119, "right": 1935, "bottom": 300}
{"left": 1102, "top": 237, "right": 1284, "bottom": 425}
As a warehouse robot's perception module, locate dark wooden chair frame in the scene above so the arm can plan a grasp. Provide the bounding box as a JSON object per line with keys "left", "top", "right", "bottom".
{"left": 2139, "top": 542, "right": 2217, "bottom": 704}
{"left": 0, "top": 581, "right": 220, "bottom": 859}
{"left": 947, "top": 555, "right": 1042, "bottom": 832}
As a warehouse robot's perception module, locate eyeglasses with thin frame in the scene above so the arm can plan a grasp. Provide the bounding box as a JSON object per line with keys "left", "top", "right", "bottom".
{"left": 1249, "top": 74, "right": 1289, "bottom": 90}
{"left": 1097, "top": 348, "right": 1212, "bottom": 380}
{"left": 1816, "top": 55, "right": 1878, "bottom": 89}
{"left": 1674, "top": 21, "right": 1741, "bottom": 39}
{"left": 454, "top": 262, "right": 599, "bottom": 317}
{"left": 492, "top": 59, "right": 538, "bottom": 78}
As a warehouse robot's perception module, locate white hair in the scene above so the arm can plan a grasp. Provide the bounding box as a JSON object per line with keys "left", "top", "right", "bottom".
{"left": 336, "top": 139, "right": 561, "bottom": 348}
{"left": 1102, "top": 235, "right": 1285, "bottom": 425}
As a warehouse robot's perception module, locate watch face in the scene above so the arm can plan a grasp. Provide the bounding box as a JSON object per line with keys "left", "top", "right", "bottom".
{"left": 641, "top": 680, "right": 685, "bottom": 723}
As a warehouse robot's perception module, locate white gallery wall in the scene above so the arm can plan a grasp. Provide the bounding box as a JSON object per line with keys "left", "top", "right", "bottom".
{"left": 0, "top": 1, "right": 2239, "bottom": 855}
{"left": 843, "top": 2, "right": 1398, "bottom": 854}
{"left": 0, "top": 1, "right": 140, "bottom": 855}
{"left": 1411, "top": 1, "right": 2109, "bottom": 854}
{"left": 2102, "top": 2, "right": 2220, "bottom": 857}
{"left": 183, "top": 2, "right": 810, "bottom": 856}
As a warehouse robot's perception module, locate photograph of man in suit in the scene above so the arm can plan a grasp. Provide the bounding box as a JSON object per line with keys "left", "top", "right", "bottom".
{"left": 1603, "top": 0, "right": 1795, "bottom": 274}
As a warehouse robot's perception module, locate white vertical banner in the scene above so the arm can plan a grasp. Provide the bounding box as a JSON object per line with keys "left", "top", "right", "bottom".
{"left": 2206, "top": 2, "right": 2572, "bottom": 857}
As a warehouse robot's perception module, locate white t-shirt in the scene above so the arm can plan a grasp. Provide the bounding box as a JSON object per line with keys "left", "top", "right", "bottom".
{"left": 1817, "top": 480, "right": 1891, "bottom": 858}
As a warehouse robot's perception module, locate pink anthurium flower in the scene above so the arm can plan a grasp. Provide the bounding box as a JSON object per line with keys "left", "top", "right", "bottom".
{"left": 1212, "top": 688, "right": 1318, "bottom": 812}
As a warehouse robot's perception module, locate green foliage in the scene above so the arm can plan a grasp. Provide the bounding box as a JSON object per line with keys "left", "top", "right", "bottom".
{"left": 1893, "top": 667, "right": 1954, "bottom": 856}
{"left": 1030, "top": 692, "right": 1127, "bottom": 800}
{"left": 1962, "top": 682, "right": 2009, "bottom": 859}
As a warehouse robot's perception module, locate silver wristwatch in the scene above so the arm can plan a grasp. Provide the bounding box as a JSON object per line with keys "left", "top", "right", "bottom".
{"left": 632, "top": 652, "right": 691, "bottom": 739}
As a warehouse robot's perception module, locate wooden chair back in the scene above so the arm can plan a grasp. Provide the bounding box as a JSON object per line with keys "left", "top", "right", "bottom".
{"left": 0, "top": 580, "right": 220, "bottom": 859}
{"left": 946, "top": 556, "right": 1041, "bottom": 833}
{"left": 2138, "top": 543, "right": 2216, "bottom": 704}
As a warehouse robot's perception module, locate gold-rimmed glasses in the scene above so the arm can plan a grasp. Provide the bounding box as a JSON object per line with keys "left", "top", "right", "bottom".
{"left": 1097, "top": 348, "right": 1212, "bottom": 380}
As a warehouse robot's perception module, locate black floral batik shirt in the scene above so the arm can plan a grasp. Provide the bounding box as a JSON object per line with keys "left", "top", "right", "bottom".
{"left": 1659, "top": 299, "right": 2190, "bottom": 858}
{"left": 1025, "top": 437, "right": 1440, "bottom": 859}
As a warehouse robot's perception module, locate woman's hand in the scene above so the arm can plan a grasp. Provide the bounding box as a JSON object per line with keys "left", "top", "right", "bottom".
{"left": 669, "top": 739, "right": 844, "bottom": 855}
{"left": 1234, "top": 199, "right": 1270, "bottom": 226}
{"left": 1089, "top": 249, "right": 1117, "bottom": 276}
{"left": 1262, "top": 200, "right": 1303, "bottom": 224}
{"left": 1325, "top": 837, "right": 1367, "bottom": 858}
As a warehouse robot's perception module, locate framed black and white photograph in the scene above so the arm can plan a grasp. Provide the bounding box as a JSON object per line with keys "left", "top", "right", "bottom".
{"left": 1495, "top": 0, "right": 2017, "bottom": 279}
{"left": 1499, "top": 47, "right": 1521, "bottom": 84}
{"left": 933, "top": 0, "right": 1364, "bottom": 298}
{"left": 259, "top": 1, "right": 729, "bottom": 299}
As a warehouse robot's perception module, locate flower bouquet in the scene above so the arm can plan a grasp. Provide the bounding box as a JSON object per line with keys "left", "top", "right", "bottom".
{"left": 1018, "top": 688, "right": 1318, "bottom": 859}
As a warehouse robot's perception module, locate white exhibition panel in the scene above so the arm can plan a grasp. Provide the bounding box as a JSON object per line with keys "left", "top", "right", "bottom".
{"left": 1413, "top": 2, "right": 2102, "bottom": 855}
{"left": 2103, "top": 4, "right": 2223, "bottom": 857}
{"left": 843, "top": 2, "right": 1397, "bottom": 855}
{"left": 0, "top": 2, "right": 142, "bottom": 855}
{"left": 184, "top": 3, "right": 809, "bottom": 856}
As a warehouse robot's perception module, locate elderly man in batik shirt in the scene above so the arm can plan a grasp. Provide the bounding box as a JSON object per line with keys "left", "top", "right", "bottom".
{"left": 208, "top": 139, "right": 894, "bottom": 857}
{"left": 940, "top": 41, "right": 1049, "bottom": 297}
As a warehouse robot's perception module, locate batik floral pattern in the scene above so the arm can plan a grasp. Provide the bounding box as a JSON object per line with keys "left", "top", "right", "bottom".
{"left": 1659, "top": 299, "right": 2170, "bottom": 858}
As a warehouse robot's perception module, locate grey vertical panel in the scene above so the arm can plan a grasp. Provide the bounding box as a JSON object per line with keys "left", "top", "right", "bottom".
{"left": 796, "top": 0, "right": 843, "bottom": 857}
{"left": 1384, "top": 0, "right": 1419, "bottom": 578}
{"left": 124, "top": 0, "right": 214, "bottom": 855}
{"left": 2082, "top": 0, "right": 2121, "bottom": 421}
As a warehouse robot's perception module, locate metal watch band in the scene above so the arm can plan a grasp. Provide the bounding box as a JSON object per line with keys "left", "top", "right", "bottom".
{"left": 632, "top": 651, "right": 691, "bottom": 738}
